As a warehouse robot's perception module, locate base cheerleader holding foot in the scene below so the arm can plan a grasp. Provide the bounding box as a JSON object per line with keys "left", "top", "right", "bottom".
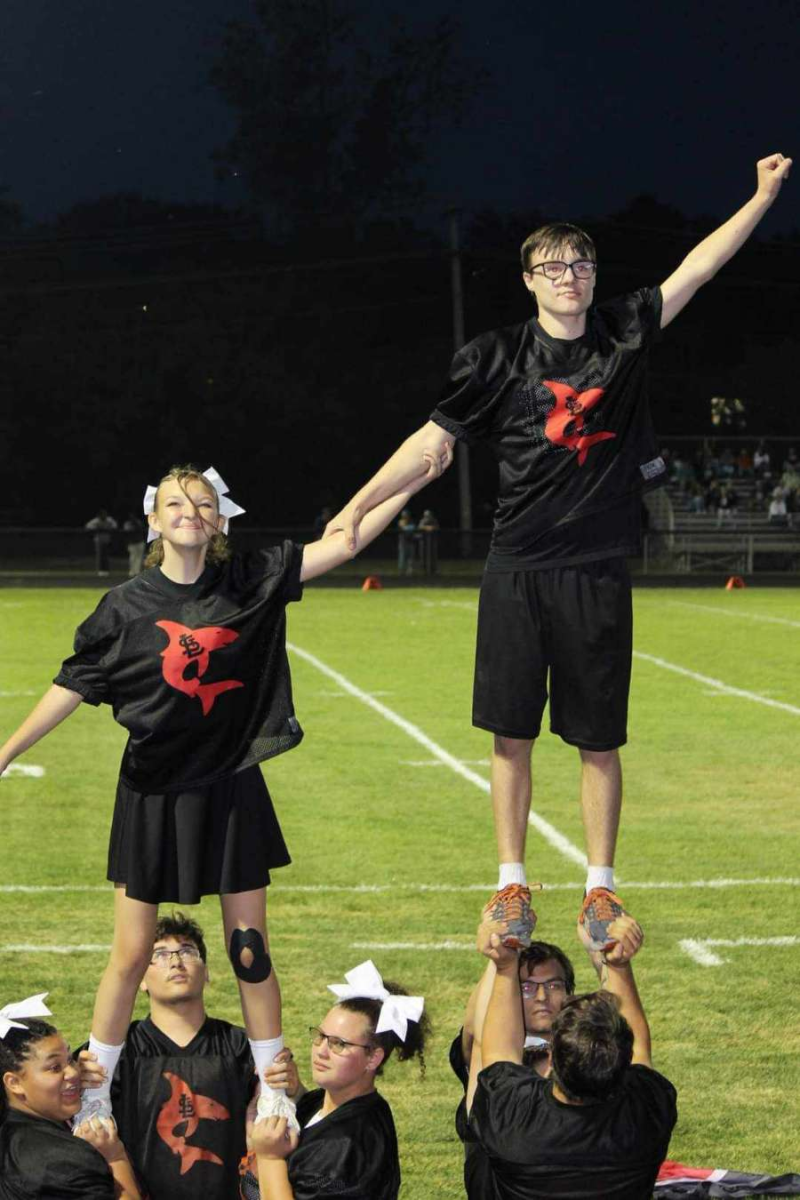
{"left": 241, "top": 961, "right": 429, "bottom": 1200}
{"left": 0, "top": 463, "right": 432, "bottom": 1132}
{"left": 0, "top": 994, "right": 141, "bottom": 1199}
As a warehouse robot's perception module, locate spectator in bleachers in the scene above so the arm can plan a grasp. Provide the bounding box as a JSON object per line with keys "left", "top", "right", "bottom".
{"left": 716, "top": 483, "right": 739, "bottom": 526}
{"left": 768, "top": 492, "right": 790, "bottom": 527}
{"left": 687, "top": 483, "right": 705, "bottom": 514}
{"left": 704, "top": 480, "right": 722, "bottom": 516}
{"left": 670, "top": 453, "right": 695, "bottom": 494}
{"left": 782, "top": 446, "right": 799, "bottom": 474}
{"left": 719, "top": 446, "right": 735, "bottom": 478}
{"left": 753, "top": 440, "right": 771, "bottom": 478}
{"left": 735, "top": 447, "right": 753, "bottom": 477}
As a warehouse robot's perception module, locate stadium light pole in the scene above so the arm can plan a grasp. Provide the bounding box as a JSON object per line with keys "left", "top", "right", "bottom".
{"left": 447, "top": 207, "right": 473, "bottom": 555}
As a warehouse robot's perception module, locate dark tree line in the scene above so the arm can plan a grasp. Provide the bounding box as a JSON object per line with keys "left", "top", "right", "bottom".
{"left": 1, "top": 2, "right": 799, "bottom": 525}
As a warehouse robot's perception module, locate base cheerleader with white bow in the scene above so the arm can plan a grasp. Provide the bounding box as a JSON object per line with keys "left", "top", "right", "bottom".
{"left": 0, "top": 463, "right": 430, "bottom": 1139}
{"left": 245, "top": 961, "right": 428, "bottom": 1200}
{"left": 0, "top": 993, "right": 141, "bottom": 1199}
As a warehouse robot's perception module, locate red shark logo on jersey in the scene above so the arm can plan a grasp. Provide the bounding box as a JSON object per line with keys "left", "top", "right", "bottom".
{"left": 156, "top": 1071, "right": 230, "bottom": 1175}
{"left": 542, "top": 381, "right": 616, "bottom": 465}
{"left": 156, "top": 620, "right": 244, "bottom": 716}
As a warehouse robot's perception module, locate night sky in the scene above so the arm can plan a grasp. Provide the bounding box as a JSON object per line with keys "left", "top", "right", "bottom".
{"left": 2, "top": 0, "right": 798, "bottom": 233}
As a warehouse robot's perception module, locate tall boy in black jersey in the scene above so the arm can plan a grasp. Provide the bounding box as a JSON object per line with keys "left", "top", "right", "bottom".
{"left": 79, "top": 913, "right": 288, "bottom": 1200}
{"left": 323, "top": 153, "right": 792, "bottom": 928}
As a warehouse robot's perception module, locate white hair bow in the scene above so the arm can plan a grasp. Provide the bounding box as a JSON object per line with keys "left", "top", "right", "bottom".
{"left": 143, "top": 465, "right": 246, "bottom": 543}
{"left": 0, "top": 993, "right": 52, "bottom": 1039}
{"left": 328, "top": 960, "right": 424, "bottom": 1042}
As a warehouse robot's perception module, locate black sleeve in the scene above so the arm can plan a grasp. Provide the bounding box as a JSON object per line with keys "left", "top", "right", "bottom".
{"left": 52, "top": 596, "right": 120, "bottom": 705}
{"left": 246, "top": 542, "right": 304, "bottom": 604}
{"left": 449, "top": 1028, "right": 469, "bottom": 1089}
{"left": 430, "top": 340, "right": 499, "bottom": 443}
{"left": 598, "top": 287, "right": 663, "bottom": 349}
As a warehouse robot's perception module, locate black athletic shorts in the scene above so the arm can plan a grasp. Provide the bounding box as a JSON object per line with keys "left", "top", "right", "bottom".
{"left": 472, "top": 557, "right": 632, "bottom": 750}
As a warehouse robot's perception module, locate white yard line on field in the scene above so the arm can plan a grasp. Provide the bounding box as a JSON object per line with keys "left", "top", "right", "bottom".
{"left": 288, "top": 641, "right": 587, "bottom": 868}
{"left": 1, "top": 877, "right": 798, "bottom": 897}
{"left": 0, "top": 691, "right": 38, "bottom": 697}
{"left": 633, "top": 651, "right": 800, "bottom": 716}
{"left": 665, "top": 600, "right": 800, "bottom": 631}
{"left": 679, "top": 935, "right": 800, "bottom": 967}
{"left": 1, "top": 943, "right": 111, "bottom": 954}
{"left": 3, "top": 764, "right": 45, "bottom": 777}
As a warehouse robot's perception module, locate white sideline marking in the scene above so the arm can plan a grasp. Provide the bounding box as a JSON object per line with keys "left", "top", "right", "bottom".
{"left": 3, "top": 764, "right": 45, "bottom": 778}
{"left": 316, "top": 689, "right": 394, "bottom": 698}
{"left": 0, "top": 877, "right": 798, "bottom": 896}
{"left": 633, "top": 651, "right": 800, "bottom": 717}
{"left": 414, "top": 599, "right": 477, "bottom": 613}
{"left": 1, "top": 943, "right": 111, "bottom": 954}
{"left": 353, "top": 941, "right": 472, "bottom": 951}
{"left": 679, "top": 935, "right": 800, "bottom": 967}
{"left": 666, "top": 600, "right": 800, "bottom": 631}
{"left": 0, "top": 690, "right": 38, "bottom": 697}
{"left": 401, "top": 758, "right": 491, "bottom": 768}
{"left": 288, "top": 642, "right": 587, "bottom": 868}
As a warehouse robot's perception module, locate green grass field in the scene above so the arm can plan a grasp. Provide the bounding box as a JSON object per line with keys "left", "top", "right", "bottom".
{"left": 1, "top": 583, "right": 799, "bottom": 1197}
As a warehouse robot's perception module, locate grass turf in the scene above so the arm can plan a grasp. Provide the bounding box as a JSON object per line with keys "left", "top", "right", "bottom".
{"left": 1, "top": 583, "right": 799, "bottom": 1197}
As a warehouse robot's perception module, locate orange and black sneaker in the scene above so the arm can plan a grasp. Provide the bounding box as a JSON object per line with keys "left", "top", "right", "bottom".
{"left": 578, "top": 887, "right": 627, "bottom": 952}
{"left": 484, "top": 883, "right": 538, "bottom": 950}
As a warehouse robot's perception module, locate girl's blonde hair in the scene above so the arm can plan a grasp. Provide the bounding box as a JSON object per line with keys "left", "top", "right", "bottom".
{"left": 144, "top": 465, "right": 232, "bottom": 568}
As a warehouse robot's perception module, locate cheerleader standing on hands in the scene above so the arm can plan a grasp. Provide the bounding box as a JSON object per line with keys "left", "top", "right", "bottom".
{"left": 0, "top": 462, "right": 437, "bottom": 1132}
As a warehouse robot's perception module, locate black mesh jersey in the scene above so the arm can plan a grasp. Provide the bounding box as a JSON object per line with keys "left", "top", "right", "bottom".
{"left": 0, "top": 1109, "right": 114, "bottom": 1199}
{"left": 288, "top": 1089, "right": 400, "bottom": 1200}
{"left": 470, "top": 1061, "right": 677, "bottom": 1199}
{"left": 431, "top": 289, "right": 666, "bottom": 570}
{"left": 109, "top": 1016, "right": 254, "bottom": 1200}
{"left": 54, "top": 544, "right": 304, "bottom": 792}
{"left": 238, "top": 1089, "right": 400, "bottom": 1200}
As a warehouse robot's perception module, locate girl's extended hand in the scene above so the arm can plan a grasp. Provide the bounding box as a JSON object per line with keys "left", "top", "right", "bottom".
{"left": 251, "top": 1115, "right": 299, "bottom": 1160}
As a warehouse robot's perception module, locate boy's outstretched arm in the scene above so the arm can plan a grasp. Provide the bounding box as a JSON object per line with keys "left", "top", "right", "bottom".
{"left": 660, "top": 152, "right": 792, "bottom": 329}
{"left": 577, "top": 913, "right": 652, "bottom": 1067}
{"left": 301, "top": 470, "right": 430, "bottom": 582}
{"left": 0, "top": 684, "right": 83, "bottom": 776}
{"left": 323, "top": 421, "right": 455, "bottom": 551}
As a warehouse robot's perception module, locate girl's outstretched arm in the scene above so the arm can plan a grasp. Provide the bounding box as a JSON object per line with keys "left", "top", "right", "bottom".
{"left": 300, "top": 478, "right": 426, "bottom": 583}
{"left": 0, "top": 684, "right": 83, "bottom": 775}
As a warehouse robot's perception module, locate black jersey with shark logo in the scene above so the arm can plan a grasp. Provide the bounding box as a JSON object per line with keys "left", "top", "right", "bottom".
{"left": 431, "top": 288, "right": 666, "bottom": 570}
{"left": 107, "top": 1016, "right": 254, "bottom": 1200}
{"left": 54, "top": 544, "right": 304, "bottom": 792}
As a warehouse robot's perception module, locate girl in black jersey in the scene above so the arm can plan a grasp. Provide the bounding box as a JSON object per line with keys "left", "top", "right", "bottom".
{"left": 0, "top": 464, "right": 429, "bottom": 1134}
{"left": 0, "top": 1011, "right": 140, "bottom": 1200}
{"left": 241, "top": 962, "right": 429, "bottom": 1200}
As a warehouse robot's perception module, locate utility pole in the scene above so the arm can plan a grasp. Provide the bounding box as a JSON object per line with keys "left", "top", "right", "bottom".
{"left": 447, "top": 207, "right": 472, "bottom": 554}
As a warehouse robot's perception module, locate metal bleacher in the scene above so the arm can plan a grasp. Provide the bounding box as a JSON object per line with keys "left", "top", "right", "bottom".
{"left": 649, "top": 478, "right": 800, "bottom": 574}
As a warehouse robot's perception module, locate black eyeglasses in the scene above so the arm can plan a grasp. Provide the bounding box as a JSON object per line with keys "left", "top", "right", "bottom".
{"left": 150, "top": 946, "right": 203, "bottom": 967}
{"left": 526, "top": 260, "right": 596, "bottom": 281}
{"left": 521, "top": 978, "right": 568, "bottom": 996}
{"left": 309, "top": 1026, "right": 372, "bottom": 1055}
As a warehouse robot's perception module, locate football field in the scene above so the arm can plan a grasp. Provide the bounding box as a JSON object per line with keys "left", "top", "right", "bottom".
{"left": 1, "top": 583, "right": 799, "bottom": 1197}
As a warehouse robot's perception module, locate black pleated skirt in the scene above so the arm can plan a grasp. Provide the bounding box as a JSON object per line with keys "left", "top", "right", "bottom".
{"left": 107, "top": 765, "right": 291, "bottom": 905}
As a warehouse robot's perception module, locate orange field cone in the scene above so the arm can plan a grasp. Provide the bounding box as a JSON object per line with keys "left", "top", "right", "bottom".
{"left": 725, "top": 575, "right": 746, "bottom": 589}
{"left": 361, "top": 575, "right": 383, "bottom": 591}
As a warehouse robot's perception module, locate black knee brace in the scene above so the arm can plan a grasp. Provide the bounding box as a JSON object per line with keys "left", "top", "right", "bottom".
{"left": 229, "top": 928, "right": 272, "bottom": 984}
